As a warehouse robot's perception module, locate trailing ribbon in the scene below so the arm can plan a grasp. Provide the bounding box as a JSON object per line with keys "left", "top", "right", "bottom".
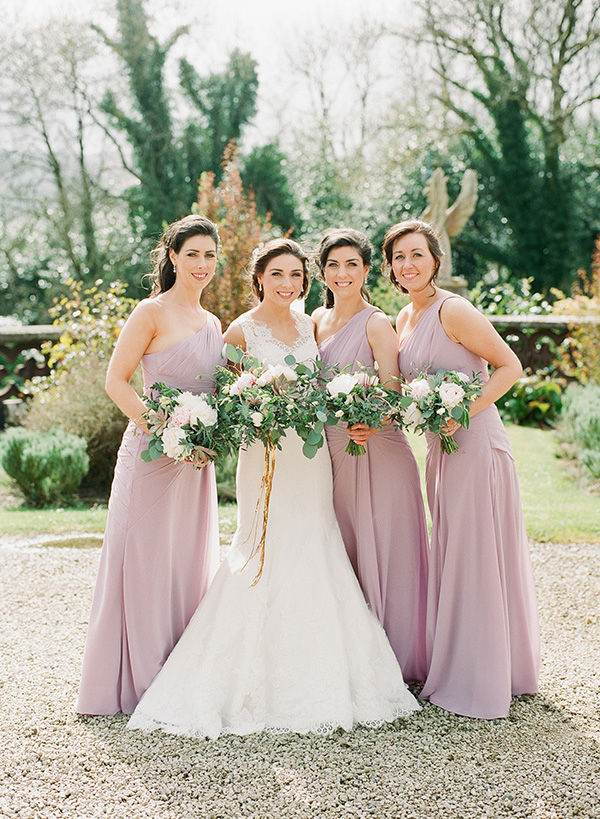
{"left": 241, "top": 439, "right": 276, "bottom": 586}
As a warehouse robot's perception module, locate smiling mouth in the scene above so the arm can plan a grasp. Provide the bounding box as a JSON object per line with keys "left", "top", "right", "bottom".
{"left": 192, "top": 272, "right": 208, "bottom": 279}
{"left": 334, "top": 281, "right": 352, "bottom": 287}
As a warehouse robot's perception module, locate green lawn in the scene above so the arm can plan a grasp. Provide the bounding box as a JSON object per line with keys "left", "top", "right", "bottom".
{"left": 1, "top": 426, "right": 598, "bottom": 543}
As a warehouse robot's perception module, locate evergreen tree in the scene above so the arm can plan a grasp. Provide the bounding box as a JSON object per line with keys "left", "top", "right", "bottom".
{"left": 241, "top": 143, "right": 302, "bottom": 234}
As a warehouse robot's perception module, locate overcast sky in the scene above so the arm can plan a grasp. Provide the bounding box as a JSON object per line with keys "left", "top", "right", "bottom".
{"left": 6, "top": 0, "right": 409, "bottom": 141}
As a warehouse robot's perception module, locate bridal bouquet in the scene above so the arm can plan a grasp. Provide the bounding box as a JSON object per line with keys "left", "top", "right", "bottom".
{"left": 322, "top": 370, "right": 400, "bottom": 456}
{"left": 139, "top": 382, "right": 232, "bottom": 467}
{"left": 216, "top": 344, "right": 332, "bottom": 459}
{"left": 398, "top": 369, "right": 483, "bottom": 454}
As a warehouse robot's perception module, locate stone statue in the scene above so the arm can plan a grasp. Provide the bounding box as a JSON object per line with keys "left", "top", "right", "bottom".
{"left": 421, "top": 167, "right": 478, "bottom": 293}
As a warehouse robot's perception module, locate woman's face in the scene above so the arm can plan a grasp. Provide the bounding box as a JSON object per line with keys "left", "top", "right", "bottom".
{"left": 323, "top": 245, "right": 368, "bottom": 300}
{"left": 258, "top": 253, "right": 305, "bottom": 306}
{"left": 170, "top": 235, "right": 218, "bottom": 291}
{"left": 391, "top": 233, "right": 436, "bottom": 293}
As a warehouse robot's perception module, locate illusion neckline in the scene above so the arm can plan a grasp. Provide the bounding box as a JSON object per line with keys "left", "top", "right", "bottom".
{"left": 241, "top": 312, "right": 310, "bottom": 351}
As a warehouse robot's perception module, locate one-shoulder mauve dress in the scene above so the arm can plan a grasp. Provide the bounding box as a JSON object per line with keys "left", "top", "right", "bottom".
{"left": 318, "top": 305, "right": 429, "bottom": 683}
{"left": 398, "top": 294, "right": 540, "bottom": 718}
{"left": 77, "top": 313, "right": 224, "bottom": 715}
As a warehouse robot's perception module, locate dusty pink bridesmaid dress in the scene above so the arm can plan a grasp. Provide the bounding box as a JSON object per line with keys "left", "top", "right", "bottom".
{"left": 77, "top": 314, "right": 224, "bottom": 715}
{"left": 398, "top": 294, "right": 540, "bottom": 718}
{"left": 318, "top": 305, "right": 429, "bottom": 683}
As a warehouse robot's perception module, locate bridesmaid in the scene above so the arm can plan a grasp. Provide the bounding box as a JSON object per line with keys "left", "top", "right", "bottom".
{"left": 312, "top": 228, "right": 429, "bottom": 683}
{"left": 388, "top": 219, "right": 540, "bottom": 718}
{"left": 77, "top": 215, "right": 224, "bottom": 715}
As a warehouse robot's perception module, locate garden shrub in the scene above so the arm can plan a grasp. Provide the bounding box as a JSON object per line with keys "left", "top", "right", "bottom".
{"left": 25, "top": 280, "right": 140, "bottom": 491}
{"left": 1, "top": 427, "right": 89, "bottom": 506}
{"left": 470, "top": 271, "right": 557, "bottom": 315}
{"left": 553, "top": 235, "right": 600, "bottom": 384}
{"left": 496, "top": 375, "right": 563, "bottom": 427}
{"left": 561, "top": 383, "right": 600, "bottom": 481}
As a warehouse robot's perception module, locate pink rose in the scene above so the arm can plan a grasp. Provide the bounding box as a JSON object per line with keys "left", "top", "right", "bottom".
{"left": 355, "top": 372, "right": 377, "bottom": 387}
{"left": 229, "top": 371, "right": 258, "bottom": 395}
{"left": 409, "top": 378, "right": 432, "bottom": 400}
{"left": 170, "top": 405, "right": 191, "bottom": 427}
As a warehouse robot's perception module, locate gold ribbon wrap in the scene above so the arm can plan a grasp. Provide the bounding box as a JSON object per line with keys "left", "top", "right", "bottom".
{"left": 242, "top": 439, "right": 276, "bottom": 586}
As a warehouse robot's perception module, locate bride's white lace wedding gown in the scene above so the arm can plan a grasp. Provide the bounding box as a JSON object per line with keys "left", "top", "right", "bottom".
{"left": 127, "top": 313, "right": 419, "bottom": 738}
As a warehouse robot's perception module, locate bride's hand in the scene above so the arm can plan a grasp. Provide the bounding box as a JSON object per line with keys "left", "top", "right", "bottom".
{"left": 348, "top": 423, "right": 378, "bottom": 445}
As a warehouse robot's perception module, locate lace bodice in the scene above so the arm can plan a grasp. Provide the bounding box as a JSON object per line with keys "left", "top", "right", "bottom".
{"left": 238, "top": 312, "right": 318, "bottom": 367}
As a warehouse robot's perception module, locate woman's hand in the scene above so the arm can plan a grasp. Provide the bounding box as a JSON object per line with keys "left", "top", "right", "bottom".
{"left": 348, "top": 423, "right": 378, "bottom": 445}
{"left": 439, "top": 418, "right": 460, "bottom": 436}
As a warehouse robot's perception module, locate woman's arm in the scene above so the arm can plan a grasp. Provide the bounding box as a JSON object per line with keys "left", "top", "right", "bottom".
{"left": 105, "top": 300, "right": 158, "bottom": 431}
{"left": 440, "top": 297, "right": 522, "bottom": 422}
{"left": 366, "top": 311, "right": 402, "bottom": 390}
{"left": 223, "top": 320, "right": 247, "bottom": 352}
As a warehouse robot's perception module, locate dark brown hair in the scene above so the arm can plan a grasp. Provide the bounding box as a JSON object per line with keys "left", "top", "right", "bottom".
{"left": 315, "top": 228, "right": 372, "bottom": 309}
{"left": 382, "top": 219, "right": 444, "bottom": 293}
{"left": 250, "top": 238, "right": 310, "bottom": 301}
{"left": 149, "top": 215, "right": 220, "bottom": 295}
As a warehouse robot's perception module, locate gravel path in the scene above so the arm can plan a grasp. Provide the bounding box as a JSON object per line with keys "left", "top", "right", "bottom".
{"left": 1, "top": 536, "right": 598, "bottom": 819}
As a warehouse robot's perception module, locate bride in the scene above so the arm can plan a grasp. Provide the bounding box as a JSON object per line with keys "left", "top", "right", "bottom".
{"left": 127, "top": 238, "right": 419, "bottom": 738}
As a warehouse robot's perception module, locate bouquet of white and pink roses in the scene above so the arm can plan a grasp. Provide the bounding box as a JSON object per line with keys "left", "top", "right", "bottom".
{"left": 140, "top": 382, "right": 233, "bottom": 467}
{"left": 399, "top": 369, "right": 483, "bottom": 453}
{"left": 216, "top": 344, "right": 332, "bottom": 459}
{"left": 322, "top": 369, "right": 401, "bottom": 456}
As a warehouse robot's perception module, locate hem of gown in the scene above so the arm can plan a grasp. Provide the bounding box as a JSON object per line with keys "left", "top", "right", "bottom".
{"left": 126, "top": 703, "right": 419, "bottom": 739}
{"left": 421, "top": 688, "right": 538, "bottom": 721}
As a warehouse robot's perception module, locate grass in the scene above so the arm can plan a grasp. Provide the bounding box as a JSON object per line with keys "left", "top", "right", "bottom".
{"left": 1, "top": 425, "right": 598, "bottom": 543}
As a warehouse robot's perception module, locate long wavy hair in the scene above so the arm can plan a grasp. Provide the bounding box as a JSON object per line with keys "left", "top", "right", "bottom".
{"left": 315, "top": 228, "right": 372, "bottom": 308}
{"left": 149, "top": 215, "right": 220, "bottom": 295}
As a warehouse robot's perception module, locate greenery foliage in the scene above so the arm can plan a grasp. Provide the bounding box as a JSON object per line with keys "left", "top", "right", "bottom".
{"left": 24, "top": 280, "right": 139, "bottom": 490}
{"left": 1, "top": 427, "right": 89, "bottom": 506}
{"left": 561, "top": 383, "right": 600, "bottom": 481}
{"left": 553, "top": 236, "right": 600, "bottom": 384}
{"left": 470, "top": 272, "right": 556, "bottom": 316}
{"left": 496, "top": 376, "right": 563, "bottom": 428}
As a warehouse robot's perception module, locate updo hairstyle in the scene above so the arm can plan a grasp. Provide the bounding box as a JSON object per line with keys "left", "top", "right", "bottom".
{"left": 249, "top": 238, "right": 310, "bottom": 301}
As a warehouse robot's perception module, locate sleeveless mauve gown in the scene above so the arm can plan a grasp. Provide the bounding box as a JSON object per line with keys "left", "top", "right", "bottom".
{"left": 398, "top": 294, "right": 540, "bottom": 718}
{"left": 319, "top": 305, "right": 429, "bottom": 683}
{"left": 77, "top": 313, "right": 224, "bottom": 715}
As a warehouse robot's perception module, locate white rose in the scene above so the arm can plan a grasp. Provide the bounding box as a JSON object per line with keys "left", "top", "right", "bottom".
{"left": 162, "top": 425, "right": 188, "bottom": 460}
{"left": 256, "top": 371, "right": 274, "bottom": 387}
{"left": 402, "top": 402, "right": 423, "bottom": 429}
{"left": 455, "top": 371, "right": 470, "bottom": 383}
{"left": 191, "top": 400, "right": 218, "bottom": 428}
{"left": 178, "top": 393, "right": 218, "bottom": 427}
{"left": 250, "top": 411, "right": 264, "bottom": 427}
{"left": 438, "top": 382, "right": 465, "bottom": 409}
{"left": 327, "top": 373, "right": 358, "bottom": 398}
{"left": 270, "top": 364, "right": 298, "bottom": 382}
